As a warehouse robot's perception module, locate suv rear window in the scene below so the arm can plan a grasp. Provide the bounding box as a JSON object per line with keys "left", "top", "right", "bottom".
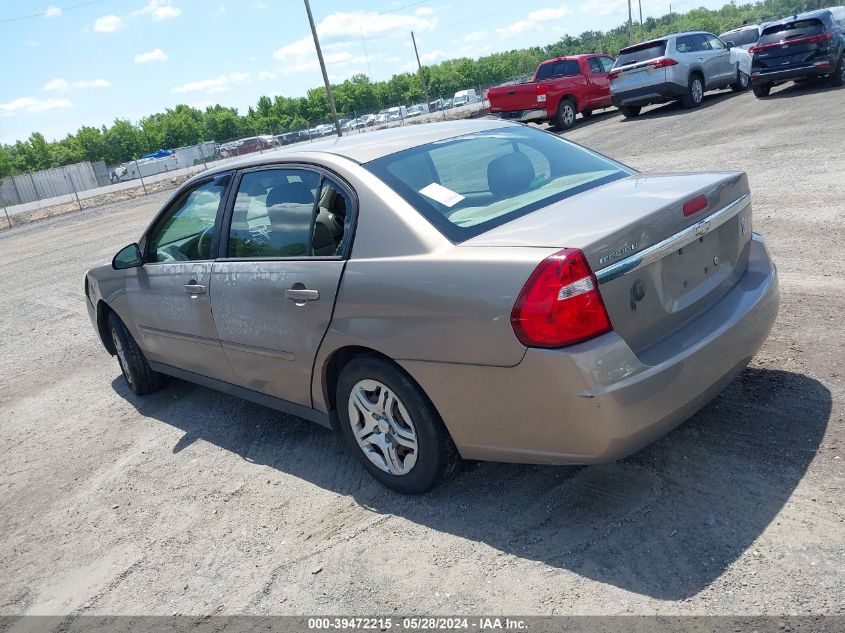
{"left": 720, "top": 27, "right": 760, "bottom": 46}
{"left": 364, "top": 127, "right": 628, "bottom": 242}
{"left": 535, "top": 59, "right": 580, "bottom": 80}
{"left": 760, "top": 18, "right": 824, "bottom": 40}
{"left": 615, "top": 40, "right": 667, "bottom": 66}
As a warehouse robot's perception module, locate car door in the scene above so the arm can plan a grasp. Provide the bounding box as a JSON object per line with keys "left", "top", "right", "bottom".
{"left": 587, "top": 56, "right": 612, "bottom": 108}
{"left": 127, "top": 174, "right": 237, "bottom": 383}
{"left": 702, "top": 33, "right": 734, "bottom": 85}
{"left": 210, "top": 166, "right": 353, "bottom": 407}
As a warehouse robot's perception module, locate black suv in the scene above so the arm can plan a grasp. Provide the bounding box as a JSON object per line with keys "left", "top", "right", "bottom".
{"left": 750, "top": 9, "right": 845, "bottom": 97}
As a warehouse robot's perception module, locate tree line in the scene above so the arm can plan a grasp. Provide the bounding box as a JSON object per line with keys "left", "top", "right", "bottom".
{"left": 0, "top": 0, "right": 828, "bottom": 176}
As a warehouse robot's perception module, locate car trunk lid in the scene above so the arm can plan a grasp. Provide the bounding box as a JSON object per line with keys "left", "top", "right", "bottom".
{"left": 462, "top": 172, "right": 753, "bottom": 356}
{"left": 753, "top": 20, "right": 832, "bottom": 69}
{"left": 488, "top": 82, "right": 544, "bottom": 113}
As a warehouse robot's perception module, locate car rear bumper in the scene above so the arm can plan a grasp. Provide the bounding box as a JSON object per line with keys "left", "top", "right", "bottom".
{"left": 401, "top": 233, "right": 779, "bottom": 465}
{"left": 611, "top": 81, "right": 687, "bottom": 107}
{"left": 494, "top": 108, "right": 548, "bottom": 123}
{"left": 751, "top": 60, "right": 834, "bottom": 83}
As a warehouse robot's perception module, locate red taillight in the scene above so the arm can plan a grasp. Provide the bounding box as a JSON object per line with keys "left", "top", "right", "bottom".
{"left": 649, "top": 58, "right": 679, "bottom": 68}
{"left": 683, "top": 195, "right": 709, "bottom": 217}
{"left": 752, "top": 31, "right": 834, "bottom": 53}
{"left": 511, "top": 248, "right": 612, "bottom": 348}
{"left": 536, "top": 84, "right": 548, "bottom": 102}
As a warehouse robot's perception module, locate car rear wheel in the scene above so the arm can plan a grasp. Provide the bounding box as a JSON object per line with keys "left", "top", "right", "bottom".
{"left": 682, "top": 74, "right": 705, "bottom": 108}
{"left": 829, "top": 56, "right": 845, "bottom": 87}
{"left": 336, "top": 356, "right": 458, "bottom": 494}
{"left": 107, "top": 312, "right": 163, "bottom": 396}
{"left": 555, "top": 98, "right": 577, "bottom": 130}
{"left": 620, "top": 105, "right": 641, "bottom": 118}
{"left": 752, "top": 82, "right": 771, "bottom": 98}
{"left": 732, "top": 69, "right": 750, "bottom": 92}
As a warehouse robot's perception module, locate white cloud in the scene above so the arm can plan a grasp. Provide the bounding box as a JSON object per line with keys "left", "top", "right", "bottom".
{"left": 464, "top": 30, "right": 487, "bottom": 42}
{"left": 0, "top": 97, "right": 72, "bottom": 117}
{"left": 93, "top": 15, "right": 127, "bottom": 32}
{"left": 45, "top": 6, "right": 61, "bottom": 18}
{"left": 134, "top": 48, "right": 168, "bottom": 63}
{"left": 257, "top": 70, "right": 277, "bottom": 80}
{"left": 252, "top": 1, "right": 268, "bottom": 9}
{"left": 496, "top": 5, "right": 572, "bottom": 36}
{"left": 25, "top": 39, "right": 40, "bottom": 47}
{"left": 133, "top": 0, "right": 182, "bottom": 21}
{"left": 43, "top": 78, "right": 111, "bottom": 92}
{"left": 415, "top": 6, "right": 435, "bottom": 15}
{"left": 172, "top": 72, "right": 251, "bottom": 94}
{"left": 272, "top": 9, "right": 436, "bottom": 77}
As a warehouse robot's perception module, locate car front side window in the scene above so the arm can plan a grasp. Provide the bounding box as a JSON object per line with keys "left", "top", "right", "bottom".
{"left": 147, "top": 179, "right": 226, "bottom": 263}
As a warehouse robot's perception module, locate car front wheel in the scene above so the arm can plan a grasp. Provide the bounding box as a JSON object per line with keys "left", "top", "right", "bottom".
{"left": 336, "top": 356, "right": 458, "bottom": 494}
{"left": 732, "top": 70, "right": 750, "bottom": 92}
{"left": 107, "top": 312, "right": 163, "bottom": 395}
{"left": 753, "top": 82, "right": 771, "bottom": 98}
{"left": 829, "top": 56, "right": 845, "bottom": 87}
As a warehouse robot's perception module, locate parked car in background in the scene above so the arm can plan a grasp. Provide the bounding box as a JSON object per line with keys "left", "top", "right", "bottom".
{"left": 406, "top": 104, "right": 429, "bottom": 117}
{"left": 488, "top": 54, "right": 615, "bottom": 130}
{"left": 720, "top": 24, "right": 765, "bottom": 50}
{"left": 750, "top": 9, "right": 845, "bottom": 97}
{"left": 217, "top": 136, "right": 275, "bottom": 158}
{"left": 429, "top": 98, "right": 446, "bottom": 111}
{"left": 610, "top": 31, "right": 749, "bottom": 118}
{"left": 452, "top": 89, "right": 479, "bottom": 107}
{"left": 87, "top": 119, "right": 777, "bottom": 494}
{"left": 443, "top": 98, "right": 453, "bottom": 109}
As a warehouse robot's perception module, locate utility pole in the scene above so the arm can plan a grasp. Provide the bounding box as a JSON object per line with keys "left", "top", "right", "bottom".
{"left": 411, "top": 31, "right": 431, "bottom": 112}
{"left": 304, "top": 0, "right": 342, "bottom": 137}
{"left": 627, "top": 0, "right": 634, "bottom": 45}
{"left": 639, "top": 0, "right": 644, "bottom": 42}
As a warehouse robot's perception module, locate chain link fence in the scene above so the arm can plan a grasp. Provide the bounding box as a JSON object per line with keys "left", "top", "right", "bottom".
{"left": 0, "top": 93, "right": 495, "bottom": 231}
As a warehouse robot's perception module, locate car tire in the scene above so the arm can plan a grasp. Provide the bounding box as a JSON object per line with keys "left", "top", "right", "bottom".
{"left": 620, "top": 105, "right": 641, "bottom": 118}
{"left": 752, "top": 82, "right": 771, "bottom": 98}
{"left": 336, "top": 356, "right": 459, "bottom": 494}
{"left": 731, "top": 69, "right": 750, "bottom": 92}
{"left": 681, "top": 73, "right": 705, "bottom": 108}
{"left": 555, "top": 98, "right": 577, "bottom": 130}
{"left": 581, "top": 109, "right": 593, "bottom": 119}
{"left": 107, "top": 311, "right": 163, "bottom": 396}
{"left": 829, "top": 56, "right": 845, "bottom": 87}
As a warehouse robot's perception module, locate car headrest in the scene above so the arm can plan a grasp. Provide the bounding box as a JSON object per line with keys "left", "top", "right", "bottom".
{"left": 487, "top": 152, "right": 535, "bottom": 199}
{"left": 266, "top": 181, "right": 314, "bottom": 207}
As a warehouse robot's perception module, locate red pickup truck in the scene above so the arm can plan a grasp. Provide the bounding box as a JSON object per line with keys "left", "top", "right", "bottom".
{"left": 488, "top": 54, "right": 615, "bottom": 130}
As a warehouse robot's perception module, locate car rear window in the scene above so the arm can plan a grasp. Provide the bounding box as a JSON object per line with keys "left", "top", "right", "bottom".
{"left": 536, "top": 59, "right": 581, "bottom": 80}
{"left": 760, "top": 18, "right": 824, "bottom": 41}
{"left": 720, "top": 28, "right": 760, "bottom": 46}
{"left": 364, "top": 127, "right": 629, "bottom": 243}
{"left": 615, "top": 40, "right": 667, "bottom": 66}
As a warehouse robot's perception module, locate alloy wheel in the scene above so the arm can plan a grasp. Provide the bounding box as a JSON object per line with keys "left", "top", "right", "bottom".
{"left": 692, "top": 78, "right": 704, "bottom": 104}
{"left": 562, "top": 104, "right": 575, "bottom": 126}
{"left": 347, "top": 379, "right": 418, "bottom": 475}
{"left": 111, "top": 326, "right": 133, "bottom": 386}
{"left": 739, "top": 72, "right": 749, "bottom": 89}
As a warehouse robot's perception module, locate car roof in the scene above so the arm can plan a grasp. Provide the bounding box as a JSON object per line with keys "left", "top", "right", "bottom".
{"left": 197, "top": 119, "right": 515, "bottom": 180}
{"left": 765, "top": 9, "right": 832, "bottom": 27}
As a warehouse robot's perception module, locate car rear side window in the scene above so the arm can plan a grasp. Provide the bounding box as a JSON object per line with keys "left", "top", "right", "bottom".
{"left": 365, "top": 127, "right": 629, "bottom": 243}
{"left": 535, "top": 59, "right": 580, "bottom": 80}
{"left": 615, "top": 40, "right": 667, "bottom": 66}
{"left": 226, "top": 168, "right": 351, "bottom": 259}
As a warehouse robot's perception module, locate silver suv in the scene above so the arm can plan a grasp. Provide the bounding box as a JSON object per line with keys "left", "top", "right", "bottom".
{"left": 610, "top": 31, "right": 749, "bottom": 118}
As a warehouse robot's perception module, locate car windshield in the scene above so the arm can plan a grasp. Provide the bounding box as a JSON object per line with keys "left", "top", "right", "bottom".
{"left": 615, "top": 40, "right": 667, "bottom": 66}
{"left": 364, "top": 127, "right": 629, "bottom": 242}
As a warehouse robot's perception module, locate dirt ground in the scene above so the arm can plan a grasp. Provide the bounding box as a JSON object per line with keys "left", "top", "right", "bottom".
{"left": 1, "top": 82, "right": 843, "bottom": 618}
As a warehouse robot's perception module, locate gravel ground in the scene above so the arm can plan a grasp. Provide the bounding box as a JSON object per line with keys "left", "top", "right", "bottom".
{"left": 0, "top": 82, "right": 843, "bottom": 618}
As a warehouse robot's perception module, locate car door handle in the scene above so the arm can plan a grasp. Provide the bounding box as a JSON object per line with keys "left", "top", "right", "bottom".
{"left": 184, "top": 283, "right": 206, "bottom": 295}
{"left": 285, "top": 288, "right": 319, "bottom": 302}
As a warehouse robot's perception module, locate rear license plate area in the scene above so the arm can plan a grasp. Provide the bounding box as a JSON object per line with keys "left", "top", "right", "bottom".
{"left": 661, "top": 233, "right": 722, "bottom": 302}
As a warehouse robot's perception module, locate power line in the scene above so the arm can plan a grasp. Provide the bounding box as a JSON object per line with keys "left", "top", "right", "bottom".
{"left": 0, "top": 0, "right": 112, "bottom": 24}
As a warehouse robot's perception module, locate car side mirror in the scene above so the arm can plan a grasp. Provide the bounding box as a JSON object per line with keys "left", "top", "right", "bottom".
{"left": 726, "top": 41, "right": 735, "bottom": 49}
{"left": 112, "top": 243, "right": 143, "bottom": 270}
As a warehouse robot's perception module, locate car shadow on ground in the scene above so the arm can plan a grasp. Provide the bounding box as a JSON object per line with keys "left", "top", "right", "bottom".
{"left": 114, "top": 366, "right": 830, "bottom": 601}
{"left": 761, "top": 79, "right": 842, "bottom": 100}
{"left": 618, "top": 88, "right": 744, "bottom": 121}
{"left": 534, "top": 108, "right": 620, "bottom": 134}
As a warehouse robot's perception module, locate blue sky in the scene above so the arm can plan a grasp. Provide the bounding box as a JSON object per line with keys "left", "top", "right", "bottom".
{"left": 0, "top": 0, "right": 727, "bottom": 144}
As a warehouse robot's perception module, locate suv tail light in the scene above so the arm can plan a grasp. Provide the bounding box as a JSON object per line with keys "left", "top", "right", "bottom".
{"left": 536, "top": 84, "right": 548, "bottom": 102}
{"left": 752, "top": 31, "right": 833, "bottom": 53}
{"left": 649, "top": 58, "right": 679, "bottom": 68}
{"left": 511, "top": 248, "right": 612, "bottom": 348}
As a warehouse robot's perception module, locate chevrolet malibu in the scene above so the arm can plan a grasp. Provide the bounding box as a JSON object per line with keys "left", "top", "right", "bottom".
{"left": 85, "top": 120, "right": 779, "bottom": 494}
